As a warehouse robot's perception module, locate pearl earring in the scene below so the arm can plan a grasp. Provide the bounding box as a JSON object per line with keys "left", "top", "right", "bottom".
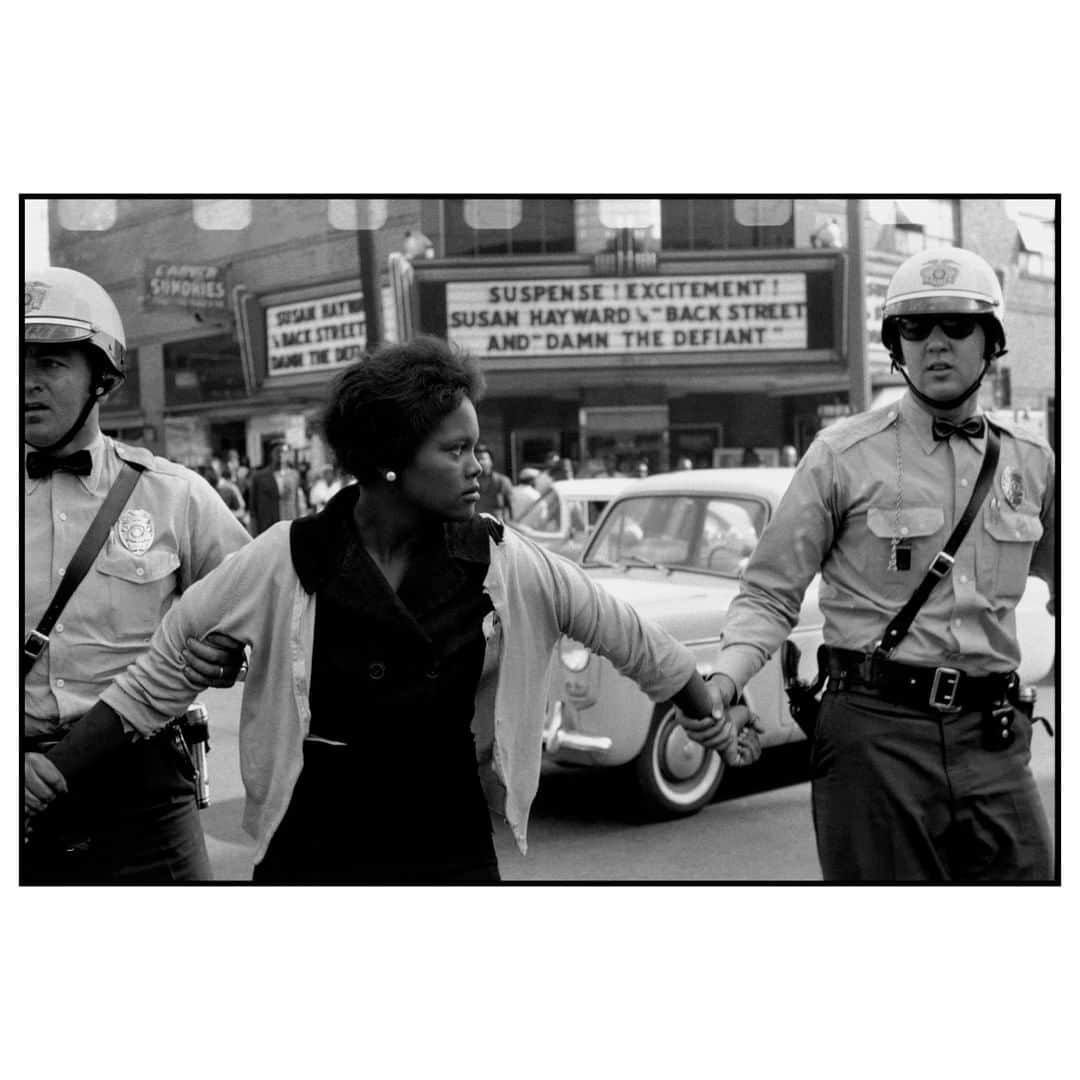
{"left": 385, "top": 470, "right": 397, "bottom": 483}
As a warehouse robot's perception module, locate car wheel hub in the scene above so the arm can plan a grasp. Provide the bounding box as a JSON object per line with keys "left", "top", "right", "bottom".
{"left": 658, "top": 720, "right": 707, "bottom": 782}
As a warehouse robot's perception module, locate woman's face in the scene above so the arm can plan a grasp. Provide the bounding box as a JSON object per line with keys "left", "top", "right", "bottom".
{"left": 400, "top": 397, "right": 483, "bottom": 521}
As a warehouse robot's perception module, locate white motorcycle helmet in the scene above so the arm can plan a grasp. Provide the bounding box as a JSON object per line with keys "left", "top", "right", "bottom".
{"left": 24, "top": 266, "right": 127, "bottom": 452}
{"left": 24, "top": 265, "right": 127, "bottom": 391}
{"left": 880, "top": 245, "right": 1006, "bottom": 362}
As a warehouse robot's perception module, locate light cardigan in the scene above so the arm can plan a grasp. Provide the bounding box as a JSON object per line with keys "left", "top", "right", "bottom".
{"left": 102, "top": 517, "right": 697, "bottom": 862}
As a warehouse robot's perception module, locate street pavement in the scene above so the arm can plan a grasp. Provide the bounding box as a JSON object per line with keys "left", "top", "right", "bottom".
{"left": 198, "top": 681, "right": 1058, "bottom": 883}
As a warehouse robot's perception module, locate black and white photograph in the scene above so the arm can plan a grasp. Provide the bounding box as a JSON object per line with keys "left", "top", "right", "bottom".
{"left": 7, "top": 10, "right": 1073, "bottom": 1077}
{"left": 20, "top": 194, "right": 1060, "bottom": 886}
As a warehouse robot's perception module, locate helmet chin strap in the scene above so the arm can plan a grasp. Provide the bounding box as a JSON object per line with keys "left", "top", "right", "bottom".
{"left": 33, "top": 384, "right": 106, "bottom": 456}
{"left": 892, "top": 356, "right": 990, "bottom": 413}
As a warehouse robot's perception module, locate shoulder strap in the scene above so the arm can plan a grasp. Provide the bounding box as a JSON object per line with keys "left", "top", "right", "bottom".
{"left": 875, "top": 425, "right": 1001, "bottom": 658}
{"left": 23, "top": 461, "right": 146, "bottom": 679}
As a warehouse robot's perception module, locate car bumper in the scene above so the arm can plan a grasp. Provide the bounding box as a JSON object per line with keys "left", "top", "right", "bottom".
{"left": 542, "top": 699, "right": 614, "bottom": 757}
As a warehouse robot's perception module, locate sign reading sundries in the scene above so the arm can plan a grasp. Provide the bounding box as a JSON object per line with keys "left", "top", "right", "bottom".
{"left": 264, "top": 290, "right": 367, "bottom": 375}
{"left": 446, "top": 273, "right": 809, "bottom": 357}
{"left": 143, "top": 261, "right": 229, "bottom": 312}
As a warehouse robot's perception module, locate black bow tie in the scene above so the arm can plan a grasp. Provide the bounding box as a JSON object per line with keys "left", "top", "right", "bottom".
{"left": 932, "top": 416, "right": 986, "bottom": 442}
{"left": 26, "top": 449, "right": 93, "bottom": 480}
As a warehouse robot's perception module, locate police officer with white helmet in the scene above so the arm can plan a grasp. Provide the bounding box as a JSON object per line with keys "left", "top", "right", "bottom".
{"left": 23, "top": 266, "right": 251, "bottom": 882}
{"left": 690, "top": 245, "right": 1055, "bottom": 881}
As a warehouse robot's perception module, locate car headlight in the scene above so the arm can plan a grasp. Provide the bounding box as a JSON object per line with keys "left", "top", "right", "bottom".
{"left": 559, "top": 637, "right": 592, "bottom": 672}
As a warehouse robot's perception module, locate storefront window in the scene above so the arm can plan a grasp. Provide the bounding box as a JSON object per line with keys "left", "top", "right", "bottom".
{"left": 661, "top": 199, "right": 794, "bottom": 250}
{"left": 164, "top": 333, "right": 247, "bottom": 406}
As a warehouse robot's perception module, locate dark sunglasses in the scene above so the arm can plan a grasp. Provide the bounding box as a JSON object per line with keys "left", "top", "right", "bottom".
{"left": 896, "top": 315, "right": 979, "bottom": 342}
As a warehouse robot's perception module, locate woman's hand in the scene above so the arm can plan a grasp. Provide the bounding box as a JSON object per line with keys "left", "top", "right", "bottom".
{"left": 25, "top": 752, "right": 68, "bottom": 817}
{"left": 678, "top": 700, "right": 764, "bottom": 766}
{"left": 723, "top": 704, "right": 764, "bottom": 766}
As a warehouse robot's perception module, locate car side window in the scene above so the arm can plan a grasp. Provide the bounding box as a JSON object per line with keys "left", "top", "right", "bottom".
{"left": 697, "top": 499, "right": 762, "bottom": 573}
{"left": 591, "top": 499, "right": 649, "bottom": 562}
{"left": 568, "top": 501, "right": 587, "bottom": 534}
{"left": 519, "top": 490, "right": 560, "bottom": 533}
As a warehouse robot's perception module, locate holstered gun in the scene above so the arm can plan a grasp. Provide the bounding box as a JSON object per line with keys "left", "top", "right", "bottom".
{"left": 780, "top": 640, "right": 828, "bottom": 740}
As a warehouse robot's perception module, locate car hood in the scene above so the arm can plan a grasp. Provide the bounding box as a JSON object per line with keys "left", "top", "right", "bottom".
{"left": 586, "top": 568, "right": 741, "bottom": 622}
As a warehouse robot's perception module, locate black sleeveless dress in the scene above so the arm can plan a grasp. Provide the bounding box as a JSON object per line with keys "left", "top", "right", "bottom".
{"left": 253, "top": 486, "right": 502, "bottom": 884}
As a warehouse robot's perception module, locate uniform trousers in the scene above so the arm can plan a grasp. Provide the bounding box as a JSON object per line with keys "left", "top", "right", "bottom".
{"left": 810, "top": 687, "right": 1053, "bottom": 882}
{"left": 22, "top": 733, "right": 211, "bottom": 884}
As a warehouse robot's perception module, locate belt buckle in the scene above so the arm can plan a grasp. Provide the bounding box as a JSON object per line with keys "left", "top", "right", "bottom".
{"left": 928, "top": 551, "right": 955, "bottom": 579}
{"left": 929, "top": 667, "right": 962, "bottom": 711}
{"left": 24, "top": 630, "right": 49, "bottom": 661}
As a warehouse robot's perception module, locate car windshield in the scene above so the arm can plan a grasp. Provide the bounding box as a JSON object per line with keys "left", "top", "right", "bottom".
{"left": 517, "top": 489, "right": 561, "bottom": 533}
{"left": 584, "top": 494, "right": 767, "bottom": 576}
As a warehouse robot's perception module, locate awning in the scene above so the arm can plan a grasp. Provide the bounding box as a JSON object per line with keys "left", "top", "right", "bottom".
{"left": 868, "top": 199, "right": 931, "bottom": 227}
{"left": 1016, "top": 215, "right": 1055, "bottom": 256}
{"left": 894, "top": 199, "right": 931, "bottom": 227}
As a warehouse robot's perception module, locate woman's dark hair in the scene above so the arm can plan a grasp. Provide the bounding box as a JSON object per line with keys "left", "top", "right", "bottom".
{"left": 321, "top": 336, "right": 485, "bottom": 485}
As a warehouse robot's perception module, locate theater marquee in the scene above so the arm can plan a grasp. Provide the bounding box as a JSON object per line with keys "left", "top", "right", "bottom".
{"left": 446, "top": 273, "right": 809, "bottom": 357}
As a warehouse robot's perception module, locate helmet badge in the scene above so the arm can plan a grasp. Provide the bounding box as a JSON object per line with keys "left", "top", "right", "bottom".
{"left": 117, "top": 509, "right": 155, "bottom": 555}
{"left": 920, "top": 259, "right": 961, "bottom": 287}
{"left": 24, "top": 281, "right": 48, "bottom": 313}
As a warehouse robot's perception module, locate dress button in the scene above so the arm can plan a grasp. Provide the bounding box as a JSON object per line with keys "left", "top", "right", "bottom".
{"left": 56, "top": 623, "right": 64, "bottom": 633}
{"left": 58, "top": 567, "right": 65, "bottom": 576}
{"left": 56, "top": 678, "right": 65, "bottom": 688}
{"left": 368, "top": 661, "right": 386, "bottom": 680}
{"left": 900, "top": 526, "right": 909, "bottom": 537}
{"left": 959, "top": 575, "right": 968, "bottom": 584}
{"left": 59, "top": 512, "right": 68, "bottom": 521}
{"left": 136, "top": 567, "right": 145, "bottom": 577}
{"left": 960, "top": 478, "right": 969, "bottom": 488}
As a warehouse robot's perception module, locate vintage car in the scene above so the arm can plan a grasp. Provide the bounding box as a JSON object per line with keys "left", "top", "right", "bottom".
{"left": 509, "top": 477, "right": 635, "bottom": 561}
{"left": 543, "top": 467, "right": 1056, "bottom": 817}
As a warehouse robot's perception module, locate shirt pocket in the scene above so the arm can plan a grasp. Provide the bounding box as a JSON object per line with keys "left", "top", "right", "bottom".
{"left": 94, "top": 545, "right": 181, "bottom": 643}
{"left": 865, "top": 506, "right": 945, "bottom": 597}
{"left": 982, "top": 507, "right": 1043, "bottom": 601}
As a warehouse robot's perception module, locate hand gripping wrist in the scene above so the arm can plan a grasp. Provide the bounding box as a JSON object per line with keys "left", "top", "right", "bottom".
{"left": 706, "top": 672, "right": 739, "bottom": 710}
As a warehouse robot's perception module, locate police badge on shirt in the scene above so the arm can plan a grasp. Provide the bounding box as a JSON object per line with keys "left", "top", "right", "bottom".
{"left": 117, "top": 509, "right": 155, "bottom": 555}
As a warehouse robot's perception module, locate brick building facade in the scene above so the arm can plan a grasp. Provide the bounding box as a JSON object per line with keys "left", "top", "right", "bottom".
{"left": 35, "top": 197, "right": 1057, "bottom": 476}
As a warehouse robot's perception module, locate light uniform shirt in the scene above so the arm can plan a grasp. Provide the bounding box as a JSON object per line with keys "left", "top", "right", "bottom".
{"left": 24, "top": 434, "right": 251, "bottom": 740}
{"left": 715, "top": 392, "right": 1054, "bottom": 692}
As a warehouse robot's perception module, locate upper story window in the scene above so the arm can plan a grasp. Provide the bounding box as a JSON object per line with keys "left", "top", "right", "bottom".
{"left": 427, "top": 199, "right": 576, "bottom": 256}
{"left": 57, "top": 199, "right": 117, "bottom": 231}
{"left": 192, "top": 199, "right": 252, "bottom": 230}
{"left": 328, "top": 199, "right": 389, "bottom": 230}
{"left": 661, "top": 199, "right": 794, "bottom": 250}
{"left": 464, "top": 199, "right": 522, "bottom": 230}
{"left": 1014, "top": 214, "right": 1055, "bottom": 280}
{"left": 869, "top": 198, "right": 958, "bottom": 253}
